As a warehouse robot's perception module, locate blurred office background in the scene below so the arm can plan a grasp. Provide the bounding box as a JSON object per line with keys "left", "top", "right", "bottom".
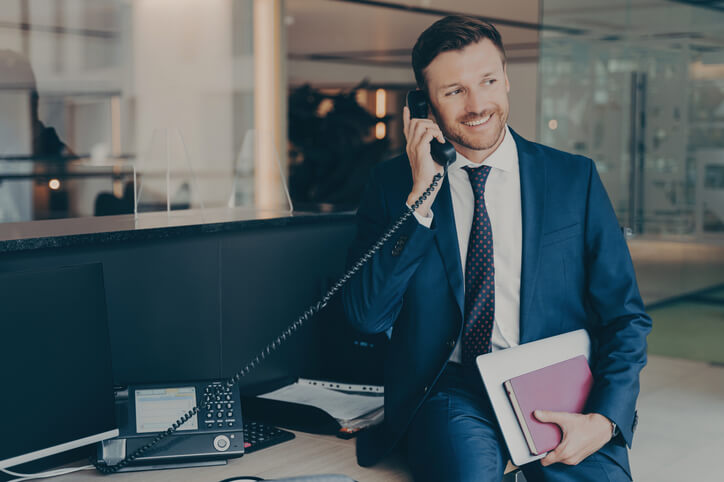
{"left": 1, "top": 1, "right": 723, "bottom": 480}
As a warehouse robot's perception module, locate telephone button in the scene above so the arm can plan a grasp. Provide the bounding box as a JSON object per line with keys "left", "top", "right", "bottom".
{"left": 213, "top": 435, "right": 231, "bottom": 451}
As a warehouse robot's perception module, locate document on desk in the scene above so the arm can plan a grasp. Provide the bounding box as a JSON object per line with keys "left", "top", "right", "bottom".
{"left": 258, "top": 381, "right": 383, "bottom": 422}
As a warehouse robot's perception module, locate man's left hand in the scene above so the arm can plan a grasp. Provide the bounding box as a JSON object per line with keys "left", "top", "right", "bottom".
{"left": 533, "top": 410, "right": 612, "bottom": 466}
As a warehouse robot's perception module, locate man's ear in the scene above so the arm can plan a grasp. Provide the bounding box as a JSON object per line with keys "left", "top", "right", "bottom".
{"left": 504, "top": 64, "right": 510, "bottom": 93}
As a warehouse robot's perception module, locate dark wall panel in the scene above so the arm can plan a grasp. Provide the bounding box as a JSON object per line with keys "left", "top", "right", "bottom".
{"left": 220, "top": 222, "right": 357, "bottom": 390}
{"left": 100, "top": 238, "right": 221, "bottom": 384}
{"left": 0, "top": 218, "right": 358, "bottom": 390}
{"left": 0, "top": 236, "right": 221, "bottom": 385}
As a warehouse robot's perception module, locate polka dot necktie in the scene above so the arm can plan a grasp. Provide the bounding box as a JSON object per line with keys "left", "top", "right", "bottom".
{"left": 461, "top": 165, "right": 495, "bottom": 366}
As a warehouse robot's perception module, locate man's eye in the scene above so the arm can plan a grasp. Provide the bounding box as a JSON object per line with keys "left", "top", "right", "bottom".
{"left": 483, "top": 79, "right": 497, "bottom": 86}
{"left": 446, "top": 89, "right": 462, "bottom": 96}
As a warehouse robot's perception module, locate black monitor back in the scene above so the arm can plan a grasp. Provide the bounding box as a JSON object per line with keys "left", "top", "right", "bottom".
{"left": 0, "top": 264, "right": 116, "bottom": 472}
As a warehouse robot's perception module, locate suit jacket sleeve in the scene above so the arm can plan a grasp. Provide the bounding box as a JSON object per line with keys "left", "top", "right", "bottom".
{"left": 582, "top": 161, "right": 652, "bottom": 447}
{"left": 342, "top": 163, "right": 438, "bottom": 335}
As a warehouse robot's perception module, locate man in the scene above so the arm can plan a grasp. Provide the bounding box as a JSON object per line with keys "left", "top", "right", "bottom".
{"left": 342, "top": 16, "right": 651, "bottom": 482}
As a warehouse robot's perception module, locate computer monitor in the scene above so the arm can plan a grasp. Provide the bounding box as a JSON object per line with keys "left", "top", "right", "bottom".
{"left": 0, "top": 264, "right": 118, "bottom": 470}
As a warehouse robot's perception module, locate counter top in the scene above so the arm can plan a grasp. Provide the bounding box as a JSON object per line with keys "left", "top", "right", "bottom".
{"left": 0, "top": 207, "right": 355, "bottom": 253}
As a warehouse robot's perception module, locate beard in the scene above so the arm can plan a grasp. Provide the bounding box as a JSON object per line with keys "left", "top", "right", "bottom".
{"left": 434, "top": 106, "right": 508, "bottom": 153}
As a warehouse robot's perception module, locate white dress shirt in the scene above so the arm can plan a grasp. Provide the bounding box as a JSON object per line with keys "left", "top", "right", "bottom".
{"left": 411, "top": 126, "right": 522, "bottom": 361}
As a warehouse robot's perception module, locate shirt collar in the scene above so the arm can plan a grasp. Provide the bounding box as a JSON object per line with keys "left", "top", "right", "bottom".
{"left": 450, "top": 125, "right": 516, "bottom": 173}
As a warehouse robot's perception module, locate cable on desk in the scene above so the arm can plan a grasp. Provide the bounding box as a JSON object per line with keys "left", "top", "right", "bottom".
{"left": 1, "top": 464, "right": 94, "bottom": 481}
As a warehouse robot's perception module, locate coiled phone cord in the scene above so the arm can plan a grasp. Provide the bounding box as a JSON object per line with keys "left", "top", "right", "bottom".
{"left": 93, "top": 168, "right": 447, "bottom": 474}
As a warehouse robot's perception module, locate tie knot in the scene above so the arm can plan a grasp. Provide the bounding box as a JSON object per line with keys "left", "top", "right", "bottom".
{"left": 462, "top": 165, "right": 492, "bottom": 195}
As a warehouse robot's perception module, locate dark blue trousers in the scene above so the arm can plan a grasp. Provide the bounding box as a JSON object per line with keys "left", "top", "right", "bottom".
{"left": 405, "top": 363, "right": 631, "bottom": 482}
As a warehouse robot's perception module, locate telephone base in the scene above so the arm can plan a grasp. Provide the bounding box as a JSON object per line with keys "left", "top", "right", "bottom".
{"left": 103, "top": 458, "right": 227, "bottom": 473}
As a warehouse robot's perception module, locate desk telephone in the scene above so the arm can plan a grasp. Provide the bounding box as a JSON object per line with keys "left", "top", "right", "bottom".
{"left": 97, "top": 381, "right": 245, "bottom": 468}
{"left": 94, "top": 91, "right": 456, "bottom": 473}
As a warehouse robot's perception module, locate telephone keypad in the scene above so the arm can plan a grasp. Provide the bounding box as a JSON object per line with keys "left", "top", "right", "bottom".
{"left": 200, "top": 381, "right": 240, "bottom": 431}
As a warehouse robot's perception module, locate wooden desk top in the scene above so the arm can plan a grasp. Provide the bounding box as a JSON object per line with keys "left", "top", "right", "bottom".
{"left": 52, "top": 431, "right": 412, "bottom": 482}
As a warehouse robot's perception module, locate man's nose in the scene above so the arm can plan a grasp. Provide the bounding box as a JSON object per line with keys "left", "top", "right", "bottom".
{"left": 465, "top": 89, "right": 488, "bottom": 114}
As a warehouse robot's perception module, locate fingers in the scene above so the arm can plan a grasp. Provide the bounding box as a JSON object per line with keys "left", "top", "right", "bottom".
{"left": 540, "top": 441, "right": 565, "bottom": 466}
{"left": 540, "top": 442, "right": 584, "bottom": 467}
{"left": 403, "top": 106, "right": 447, "bottom": 195}
{"left": 536, "top": 410, "right": 567, "bottom": 467}
{"left": 537, "top": 411, "right": 604, "bottom": 467}
{"left": 534, "top": 410, "right": 571, "bottom": 427}
{"left": 415, "top": 119, "right": 445, "bottom": 144}
{"left": 403, "top": 106, "right": 410, "bottom": 139}
{"left": 414, "top": 127, "right": 440, "bottom": 151}
{"left": 408, "top": 119, "right": 444, "bottom": 152}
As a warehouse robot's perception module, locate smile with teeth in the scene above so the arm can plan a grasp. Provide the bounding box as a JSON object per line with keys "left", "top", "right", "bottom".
{"left": 463, "top": 114, "right": 492, "bottom": 127}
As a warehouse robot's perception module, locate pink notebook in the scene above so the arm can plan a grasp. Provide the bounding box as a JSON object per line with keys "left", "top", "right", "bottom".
{"left": 503, "top": 355, "right": 593, "bottom": 455}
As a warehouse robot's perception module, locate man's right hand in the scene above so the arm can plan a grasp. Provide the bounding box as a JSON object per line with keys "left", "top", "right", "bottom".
{"left": 403, "top": 105, "right": 447, "bottom": 217}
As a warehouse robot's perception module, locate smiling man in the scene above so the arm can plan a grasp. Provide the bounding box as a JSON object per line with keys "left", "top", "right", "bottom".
{"left": 342, "top": 16, "right": 651, "bottom": 482}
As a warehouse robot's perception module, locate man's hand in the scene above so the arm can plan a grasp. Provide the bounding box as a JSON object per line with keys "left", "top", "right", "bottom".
{"left": 534, "top": 410, "right": 613, "bottom": 467}
{"left": 402, "top": 105, "right": 446, "bottom": 217}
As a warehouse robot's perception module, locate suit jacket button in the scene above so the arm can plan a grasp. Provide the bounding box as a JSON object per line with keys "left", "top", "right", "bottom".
{"left": 423, "top": 385, "right": 428, "bottom": 393}
{"left": 447, "top": 339, "right": 455, "bottom": 348}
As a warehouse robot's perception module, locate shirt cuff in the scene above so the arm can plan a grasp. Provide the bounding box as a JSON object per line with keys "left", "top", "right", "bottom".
{"left": 406, "top": 203, "right": 434, "bottom": 228}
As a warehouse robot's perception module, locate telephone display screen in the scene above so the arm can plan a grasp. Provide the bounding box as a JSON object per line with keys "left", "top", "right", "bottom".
{"left": 135, "top": 387, "right": 198, "bottom": 433}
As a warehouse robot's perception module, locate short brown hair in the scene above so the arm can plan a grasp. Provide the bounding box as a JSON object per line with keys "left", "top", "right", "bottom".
{"left": 411, "top": 16, "right": 506, "bottom": 92}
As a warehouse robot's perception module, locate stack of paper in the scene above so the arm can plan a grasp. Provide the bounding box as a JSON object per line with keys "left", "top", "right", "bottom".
{"left": 258, "top": 378, "right": 384, "bottom": 436}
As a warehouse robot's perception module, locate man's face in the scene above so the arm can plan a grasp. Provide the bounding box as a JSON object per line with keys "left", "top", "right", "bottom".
{"left": 423, "top": 38, "right": 510, "bottom": 162}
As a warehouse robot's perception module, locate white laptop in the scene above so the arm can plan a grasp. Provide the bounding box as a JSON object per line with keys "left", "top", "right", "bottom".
{"left": 475, "top": 329, "right": 591, "bottom": 466}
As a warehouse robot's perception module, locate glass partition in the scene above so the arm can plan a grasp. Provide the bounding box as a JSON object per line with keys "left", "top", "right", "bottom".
{"left": 0, "top": 0, "right": 262, "bottom": 224}
{"left": 539, "top": 0, "right": 724, "bottom": 237}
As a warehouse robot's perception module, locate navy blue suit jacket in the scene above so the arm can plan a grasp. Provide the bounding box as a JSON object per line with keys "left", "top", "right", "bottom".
{"left": 342, "top": 129, "right": 651, "bottom": 474}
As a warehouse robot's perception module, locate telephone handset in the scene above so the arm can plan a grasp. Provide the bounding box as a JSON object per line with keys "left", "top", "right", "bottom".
{"left": 93, "top": 92, "right": 451, "bottom": 475}
{"left": 406, "top": 90, "right": 457, "bottom": 167}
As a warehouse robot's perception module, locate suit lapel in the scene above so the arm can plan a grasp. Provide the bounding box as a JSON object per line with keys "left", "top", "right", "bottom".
{"left": 432, "top": 174, "right": 465, "bottom": 316}
{"left": 512, "top": 129, "right": 545, "bottom": 344}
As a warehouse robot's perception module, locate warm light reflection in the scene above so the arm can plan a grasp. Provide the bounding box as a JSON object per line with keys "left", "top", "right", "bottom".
{"left": 375, "top": 122, "right": 386, "bottom": 139}
{"left": 548, "top": 119, "right": 558, "bottom": 130}
{"left": 375, "top": 89, "right": 386, "bottom": 118}
{"left": 49, "top": 179, "right": 61, "bottom": 190}
{"left": 356, "top": 90, "right": 367, "bottom": 106}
